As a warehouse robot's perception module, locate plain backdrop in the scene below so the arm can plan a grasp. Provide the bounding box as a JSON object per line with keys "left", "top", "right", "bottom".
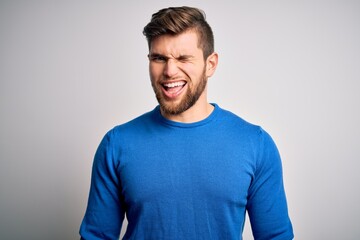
{"left": 1, "top": 1, "right": 359, "bottom": 239}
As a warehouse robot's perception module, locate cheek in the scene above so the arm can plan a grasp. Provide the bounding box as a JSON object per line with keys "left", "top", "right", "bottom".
{"left": 178, "top": 63, "right": 196, "bottom": 76}
{"left": 182, "top": 64, "right": 205, "bottom": 80}
{"left": 149, "top": 64, "right": 163, "bottom": 79}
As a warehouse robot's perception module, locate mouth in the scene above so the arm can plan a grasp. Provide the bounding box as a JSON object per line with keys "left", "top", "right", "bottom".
{"left": 161, "top": 81, "right": 187, "bottom": 99}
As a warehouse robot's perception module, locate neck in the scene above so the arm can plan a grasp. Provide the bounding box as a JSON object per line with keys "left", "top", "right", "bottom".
{"left": 161, "top": 95, "right": 214, "bottom": 123}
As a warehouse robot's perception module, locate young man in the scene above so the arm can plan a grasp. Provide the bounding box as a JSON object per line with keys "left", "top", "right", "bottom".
{"left": 80, "top": 6, "right": 293, "bottom": 240}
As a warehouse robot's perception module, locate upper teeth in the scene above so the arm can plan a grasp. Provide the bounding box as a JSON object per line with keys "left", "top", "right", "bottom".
{"left": 164, "top": 82, "right": 185, "bottom": 88}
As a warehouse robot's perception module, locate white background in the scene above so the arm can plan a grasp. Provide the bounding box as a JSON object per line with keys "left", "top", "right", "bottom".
{"left": 1, "top": 1, "right": 359, "bottom": 239}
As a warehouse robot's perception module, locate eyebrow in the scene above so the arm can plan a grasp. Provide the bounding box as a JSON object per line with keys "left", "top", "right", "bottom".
{"left": 149, "top": 53, "right": 194, "bottom": 61}
{"left": 148, "top": 53, "right": 166, "bottom": 59}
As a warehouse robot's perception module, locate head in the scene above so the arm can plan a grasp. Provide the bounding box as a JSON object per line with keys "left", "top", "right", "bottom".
{"left": 143, "top": 7, "right": 218, "bottom": 118}
{"left": 143, "top": 6, "right": 214, "bottom": 60}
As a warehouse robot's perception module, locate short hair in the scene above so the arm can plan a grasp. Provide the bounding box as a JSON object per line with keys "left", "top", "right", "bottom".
{"left": 143, "top": 6, "right": 214, "bottom": 59}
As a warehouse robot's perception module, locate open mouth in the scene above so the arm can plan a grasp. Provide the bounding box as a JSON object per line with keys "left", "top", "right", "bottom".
{"left": 161, "top": 81, "right": 187, "bottom": 98}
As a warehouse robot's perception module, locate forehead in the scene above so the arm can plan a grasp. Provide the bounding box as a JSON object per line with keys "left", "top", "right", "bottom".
{"left": 149, "top": 30, "right": 202, "bottom": 56}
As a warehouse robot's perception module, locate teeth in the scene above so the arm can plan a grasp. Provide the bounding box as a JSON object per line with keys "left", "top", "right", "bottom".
{"left": 163, "top": 82, "right": 185, "bottom": 88}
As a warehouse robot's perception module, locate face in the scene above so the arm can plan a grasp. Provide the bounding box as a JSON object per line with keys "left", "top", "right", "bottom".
{"left": 148, "top": 30, "right": 216, "bottom": 117}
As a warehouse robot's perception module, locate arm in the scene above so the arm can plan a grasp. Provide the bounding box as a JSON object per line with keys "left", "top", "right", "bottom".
{"left": 80, "top": 129, "right": 125, "bottom": 240}
{"left": 247, "top": 128, "right": 293, "bottom": 240}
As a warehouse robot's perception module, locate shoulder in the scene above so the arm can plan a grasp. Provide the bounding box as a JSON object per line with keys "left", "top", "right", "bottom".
{"left": 218, "top": 107, "right": 282, "bottom": 171}
{"left": 94, "top": 107, "right": 159, "bottom": 159}
{"left": 109, "top": 107, "right": 158, "bottom": 136}
{"left": 216, "top": 106, "right": 262, "bottom": 134}
{"left": 216, "top": 105, "right": 277, "bottom": 147}
{"left": 98, "top": 107, "right": 162, "bottom": 151}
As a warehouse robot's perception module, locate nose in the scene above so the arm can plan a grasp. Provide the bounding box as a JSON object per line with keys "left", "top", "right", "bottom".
{"left": 163, "top": 59, "right": 178, "bottom": 78}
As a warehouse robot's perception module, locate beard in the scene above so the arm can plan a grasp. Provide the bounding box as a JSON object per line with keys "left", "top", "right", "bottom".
{"left": 152, "top": 68, "right": 208, "bottom": 116}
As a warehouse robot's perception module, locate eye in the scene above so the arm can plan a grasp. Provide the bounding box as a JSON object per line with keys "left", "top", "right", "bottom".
{"left": 177, "top": 55, "right": 192, "bottom": 63}
{"left": 150, "top": 55, "right": 167, "bottom": 63}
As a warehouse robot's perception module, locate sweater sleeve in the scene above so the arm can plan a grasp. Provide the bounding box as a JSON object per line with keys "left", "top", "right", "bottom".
{"left": 79, "top": 129, "right": 125, "bottom": 240}
{"left": 247, "top": 128, "right": 294, "bottom": 240}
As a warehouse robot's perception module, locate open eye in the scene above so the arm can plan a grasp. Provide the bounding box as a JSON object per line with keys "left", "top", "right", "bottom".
{"left": 149, "top": 54, "right": 167, "bottom": 63}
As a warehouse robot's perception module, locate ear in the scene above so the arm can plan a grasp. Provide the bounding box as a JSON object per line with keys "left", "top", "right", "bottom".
{"left": 205, "top": 52, "right": 218, "bottom": 78}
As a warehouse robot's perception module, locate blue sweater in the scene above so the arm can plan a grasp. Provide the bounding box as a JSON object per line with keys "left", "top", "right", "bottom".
{"left": 80, "top": 104, "right": 293, "bottom": 240}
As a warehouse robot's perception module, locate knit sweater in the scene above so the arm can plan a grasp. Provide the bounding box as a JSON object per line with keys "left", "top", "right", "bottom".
{"left": 80, "top": 104, "right": 293, "bottom": 240}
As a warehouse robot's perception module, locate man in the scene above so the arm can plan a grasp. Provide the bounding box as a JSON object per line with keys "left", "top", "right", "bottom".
{"left": 80, "top": 6, "right": 293, "bottom": 240}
